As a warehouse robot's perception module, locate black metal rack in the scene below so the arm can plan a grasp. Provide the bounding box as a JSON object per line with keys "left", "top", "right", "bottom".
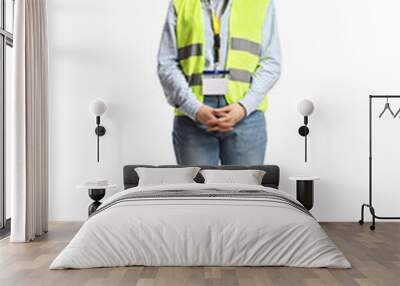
{"left": 359, "top": 95, "right": 400, "bottom": 230}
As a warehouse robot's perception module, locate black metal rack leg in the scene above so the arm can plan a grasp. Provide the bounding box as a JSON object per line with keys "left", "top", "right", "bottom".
{"left": 370, "top": 206, "right": 376, "bottom": 231}
{"left": 359, "top": 204, "right": 366, "bottom": 225}
{"left": 359, "top": 204, "right": 375, "bottom": 230}
{"left": 359, "top": 202, "right": 400, "bottom": 230}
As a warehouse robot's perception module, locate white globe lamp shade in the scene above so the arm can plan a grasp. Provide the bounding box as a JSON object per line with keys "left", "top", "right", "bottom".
{"left": 297, "top": 99, "right": 314, "bottom": 116}
{"left": 89, "top": 99, "right": 107, "bottom": 117}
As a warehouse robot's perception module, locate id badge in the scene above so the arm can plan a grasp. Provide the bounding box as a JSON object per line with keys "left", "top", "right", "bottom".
{"left": 203, "top": 77, "right": 228, "bottom": 96}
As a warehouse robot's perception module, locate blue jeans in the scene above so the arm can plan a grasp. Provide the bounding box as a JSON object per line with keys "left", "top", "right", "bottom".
{"left": 173, "top": 96, "right": 267, "bottom": 166}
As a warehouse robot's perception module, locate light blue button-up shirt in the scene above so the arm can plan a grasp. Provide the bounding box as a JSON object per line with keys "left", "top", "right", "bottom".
{"left": 158, "top": 0, "right": 281, "bottom": 120}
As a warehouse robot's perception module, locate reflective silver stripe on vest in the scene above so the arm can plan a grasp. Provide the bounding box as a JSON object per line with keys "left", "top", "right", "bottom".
{"left": 231, "top": 38, "right": 261, "bottom": 57}
{"left": 187, "top": 73, "right": 203, "bottom": 86}
{"left": 229, "top": 69, "right": 252, "bottom": 84}
{"left": 178, "top": 44, "right": 203, "bottom": 61}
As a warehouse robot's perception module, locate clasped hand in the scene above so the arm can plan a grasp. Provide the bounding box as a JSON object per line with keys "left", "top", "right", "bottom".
{"left": 196, "top": 103, "right": 246, "bottom": 133}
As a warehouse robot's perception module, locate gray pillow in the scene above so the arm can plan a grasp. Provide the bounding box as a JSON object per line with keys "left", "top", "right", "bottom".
{"left": 200, "top": 169, "right": 266, "bottom": 185}
{"left": 135, "top": 167, "right": 200, "bottom": 186}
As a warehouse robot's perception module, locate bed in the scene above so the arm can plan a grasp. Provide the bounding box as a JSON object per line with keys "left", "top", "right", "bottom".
{"left": 50, "top": 165, "right": 350, "bottom": 269}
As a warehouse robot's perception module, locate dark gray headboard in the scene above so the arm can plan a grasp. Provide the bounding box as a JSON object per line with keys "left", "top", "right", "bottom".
{"left": 123, "top": 165, "right": 280, "bottom": 189}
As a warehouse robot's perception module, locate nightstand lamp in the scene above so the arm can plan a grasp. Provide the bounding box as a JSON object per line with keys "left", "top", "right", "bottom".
{"left": 89, "top": 99, "right": 107, "bottom": 162}
{"left": 297, "top": 99, "right": 315, "bottom": 162}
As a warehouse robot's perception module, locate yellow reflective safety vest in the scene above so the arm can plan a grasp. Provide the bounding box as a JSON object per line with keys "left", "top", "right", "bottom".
{"left": 173, "top": 0, "right": 271, "bottom": 115}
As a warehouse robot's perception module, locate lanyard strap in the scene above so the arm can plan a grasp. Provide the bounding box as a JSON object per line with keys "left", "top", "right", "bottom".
{"left": 210, "top": 9, "right": 221, "bottom": 68}
{"left": 211, "top": 10, "right": 221, "bottom": 35}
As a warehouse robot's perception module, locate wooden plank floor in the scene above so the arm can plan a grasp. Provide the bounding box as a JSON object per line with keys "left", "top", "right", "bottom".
{"left": 0, "top": 222, "right": 399, "bottom": 286}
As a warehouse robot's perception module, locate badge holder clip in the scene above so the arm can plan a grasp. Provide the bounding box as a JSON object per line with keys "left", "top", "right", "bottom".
{"left": 202, "top": 70, "right": 230, "bottom": 96}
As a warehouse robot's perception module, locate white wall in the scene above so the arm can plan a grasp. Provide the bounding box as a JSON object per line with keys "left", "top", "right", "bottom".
{"left": 48, "top": 0, "right": 400, "bottom": 221}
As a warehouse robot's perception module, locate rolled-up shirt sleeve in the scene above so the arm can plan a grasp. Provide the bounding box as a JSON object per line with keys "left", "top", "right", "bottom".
{"left": 239, "top": 0, "right": 282, "bottom": 116}
{"left": 157, "top": 2, "right": 202, "bottom": 120}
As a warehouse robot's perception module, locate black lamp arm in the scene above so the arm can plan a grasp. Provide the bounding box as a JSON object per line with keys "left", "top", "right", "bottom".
{"left": 298, "top": 116, "right": 310, "bottom": 163}
{"left": 94, "top": 116, "right": 106, "bottom": 162}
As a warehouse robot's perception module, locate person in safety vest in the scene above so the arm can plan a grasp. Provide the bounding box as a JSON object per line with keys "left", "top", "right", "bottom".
{"left": 158, "top": 0, "right": 281, "bottom": 165}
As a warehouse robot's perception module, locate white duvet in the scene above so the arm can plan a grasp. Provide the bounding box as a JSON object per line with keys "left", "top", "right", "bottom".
{"left": 50, "top": 183, "right": 351, "bottom": 269}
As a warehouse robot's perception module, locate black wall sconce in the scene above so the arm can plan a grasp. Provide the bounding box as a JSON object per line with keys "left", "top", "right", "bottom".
{"left": 297, "top": 99, "right": 315, "bottom": 162}
{"left": 89, "top": 99, "right": 107, "bottom": 162}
